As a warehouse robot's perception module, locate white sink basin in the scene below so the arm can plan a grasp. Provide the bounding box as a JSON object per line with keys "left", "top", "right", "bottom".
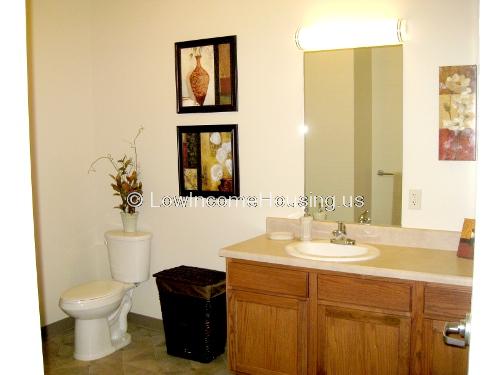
{"left": 285, "top": 240, "right": 380, "bottom": 262}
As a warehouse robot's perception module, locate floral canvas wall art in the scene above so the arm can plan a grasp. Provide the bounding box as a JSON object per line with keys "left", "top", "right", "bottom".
{"left": 177, "top": 125, "right": 239, "bottom": 197}
{"left": 439, "top": 65, "right": 477, "bottom": 161}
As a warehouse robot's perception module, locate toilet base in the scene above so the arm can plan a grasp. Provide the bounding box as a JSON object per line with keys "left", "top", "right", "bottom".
{"left": 112, "top": 332, "right": 131, "bottom": 352}
{"left": 73, "top": 318, "right": 131, "bottom": 361}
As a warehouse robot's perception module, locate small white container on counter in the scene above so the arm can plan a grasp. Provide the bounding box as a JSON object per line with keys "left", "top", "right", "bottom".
{"left": 268, "top": 231, "right": 295, "bottom": 240}
{"left": 300, "top": 213, "right": 313, "bottom": 241}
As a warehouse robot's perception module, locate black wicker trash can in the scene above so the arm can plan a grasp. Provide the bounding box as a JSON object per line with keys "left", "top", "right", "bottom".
{"left": 153, "top": 266, "right": 226, "bottom": 363}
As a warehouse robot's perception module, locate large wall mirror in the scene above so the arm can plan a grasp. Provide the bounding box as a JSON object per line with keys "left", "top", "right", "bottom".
{"left": 304, "top": 45, "right": 403, "bottom": 225}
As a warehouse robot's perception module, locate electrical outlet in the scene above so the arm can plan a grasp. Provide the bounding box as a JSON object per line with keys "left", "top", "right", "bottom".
{"left": 409, "top": 189, "right": 422, "bottom": 210}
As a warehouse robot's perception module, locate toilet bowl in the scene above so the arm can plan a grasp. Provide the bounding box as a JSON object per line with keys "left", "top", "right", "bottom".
{"left": 59, "top": 231, "right": 152, "bottom": 361}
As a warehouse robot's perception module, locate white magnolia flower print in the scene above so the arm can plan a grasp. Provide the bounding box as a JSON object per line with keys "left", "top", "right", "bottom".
{"left": 216, "top": 147, "right": 228, "bottom": 164}
{"left": 453, "top": 91, "right": 474, "bottom": 113}
{"left": 209, "top": 132, "right": 221, "bottom": 145}
{"left": 443, "top": 119, "right": 465, "bottom": 132}
{"left": 445, "top": 73, "right": 471, "bottom": 94}
{"left": 442, "top": 71, "right": 475, "bottom": 131}
{"left": 222, "top": 142, "right": 231, "bottom": 153}
{"left": 210, "top": 164, "right": 223, "bottom": 182}
{"left": 225, "top": 159, "right": 232, "bottom": 176}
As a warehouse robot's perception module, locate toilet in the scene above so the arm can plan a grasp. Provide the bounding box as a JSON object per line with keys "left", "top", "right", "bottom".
{"left": 59, "top": 230, "right": 152, "bottom": 361}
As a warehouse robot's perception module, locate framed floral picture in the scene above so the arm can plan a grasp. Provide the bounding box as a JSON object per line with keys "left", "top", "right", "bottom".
{"left": 177, "top": 124, "right": 239, "bottom": 197}
{"left": 439, "top": 65, "right": 477, "bottom": 161}
{"left": 175, "top": 36, "right": 237, "bottom": 113}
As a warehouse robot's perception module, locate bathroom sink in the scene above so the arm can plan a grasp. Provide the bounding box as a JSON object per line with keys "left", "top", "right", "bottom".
{"left": 285, "top": 240, "right": 380, "bottom": 262}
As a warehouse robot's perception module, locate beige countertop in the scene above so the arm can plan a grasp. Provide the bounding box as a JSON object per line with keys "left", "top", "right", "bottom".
{"left": 219, "top": 235, "right": 473, "bottom": 286}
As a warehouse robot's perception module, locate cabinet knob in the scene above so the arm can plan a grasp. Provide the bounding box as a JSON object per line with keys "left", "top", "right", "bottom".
{"left": 443, "top": 313, "right": 471, "bottom": 347}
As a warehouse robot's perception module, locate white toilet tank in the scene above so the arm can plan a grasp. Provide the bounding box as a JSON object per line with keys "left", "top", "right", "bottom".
{"left": 105, "top": 230, "right": 152, "bottom": 283}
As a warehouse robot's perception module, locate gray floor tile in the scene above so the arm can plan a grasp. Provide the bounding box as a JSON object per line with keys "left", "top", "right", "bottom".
{"left": 42, "top": 321, "right": 229, "bottom": 374}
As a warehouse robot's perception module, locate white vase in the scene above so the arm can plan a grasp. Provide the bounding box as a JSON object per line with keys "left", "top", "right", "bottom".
{"left": 120, "top": 212, "right": 139, "bottom": 233}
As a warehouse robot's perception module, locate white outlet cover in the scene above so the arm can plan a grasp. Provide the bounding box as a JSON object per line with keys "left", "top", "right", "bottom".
{"left": 409, "top": 189, "right": 422, "bottom": 210}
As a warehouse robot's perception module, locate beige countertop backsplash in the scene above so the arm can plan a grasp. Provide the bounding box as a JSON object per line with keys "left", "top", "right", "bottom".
{"left": 266, "top": 217, "right": 461, "bottom": 251}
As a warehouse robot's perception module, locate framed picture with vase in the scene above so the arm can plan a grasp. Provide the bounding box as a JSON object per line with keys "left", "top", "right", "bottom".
{"left": 175, "top": 36, "right": 237, "bottom": 113}
{"left": 177, "top": 124, "right": 239, "bottom": 197}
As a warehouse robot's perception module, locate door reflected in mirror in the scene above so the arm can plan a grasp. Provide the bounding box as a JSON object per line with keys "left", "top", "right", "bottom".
{"left": 304, "top": 46, "right": 402, "bottom": 225}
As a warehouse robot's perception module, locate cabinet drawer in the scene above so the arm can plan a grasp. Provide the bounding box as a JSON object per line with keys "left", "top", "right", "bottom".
{"left": 318, "top": 274, "right": 412, "bottom": 312}
{"left": 424, "top": 284, "right": 472, "bottom": 318}
{"left": 227, "top": 261, "right": 308, "bottom": 298}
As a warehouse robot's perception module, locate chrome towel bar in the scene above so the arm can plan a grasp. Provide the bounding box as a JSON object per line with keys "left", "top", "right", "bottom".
{"left": 377, "top": 169, "right": 396, "bottom": 176}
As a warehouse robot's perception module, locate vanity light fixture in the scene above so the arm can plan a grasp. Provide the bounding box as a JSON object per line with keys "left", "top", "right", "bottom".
{"left": 295, "top": 19, "right": 408, "bottom": 51}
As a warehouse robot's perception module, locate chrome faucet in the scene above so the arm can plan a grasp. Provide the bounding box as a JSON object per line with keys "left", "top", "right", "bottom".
{"left": 330, "top": 222, "right": 356, "bottom": 245}
{"left": 358, "top": 210, "right": 371, "bottom": 225}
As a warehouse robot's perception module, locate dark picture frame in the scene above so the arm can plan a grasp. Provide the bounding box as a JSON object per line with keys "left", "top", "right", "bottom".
{"left": 177, "top": 124, "right": 239, "bottom": 197}
{"left": 175, "top": 36, "right": 238, "bottom": 113}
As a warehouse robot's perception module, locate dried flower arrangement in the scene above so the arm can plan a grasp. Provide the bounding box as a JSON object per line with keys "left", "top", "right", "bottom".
{"left": 88, "top": 127, "right": 144, "bottom": 214}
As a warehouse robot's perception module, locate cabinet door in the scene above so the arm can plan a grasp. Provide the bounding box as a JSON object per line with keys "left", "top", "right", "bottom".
{"left": 423, "top": 319, "right": 469, "bottom": 375}
{"left": 317, "top": 305, "right": 410, "bottom": 375}
{"left": 227, "top": 290, "right": 307, "bottom": 375}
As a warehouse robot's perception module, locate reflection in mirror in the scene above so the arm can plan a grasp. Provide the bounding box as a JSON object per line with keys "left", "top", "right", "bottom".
{"left": 304, "top": 46, "right": 402, "bottom": 226}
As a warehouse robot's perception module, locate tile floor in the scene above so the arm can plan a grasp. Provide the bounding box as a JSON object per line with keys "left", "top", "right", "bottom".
{"left": 42, "top": 321, "right": 231, "bottom": 374}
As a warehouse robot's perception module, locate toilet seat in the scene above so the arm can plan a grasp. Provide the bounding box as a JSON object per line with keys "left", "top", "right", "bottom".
{"left": 62, "top": 280, "right": 125, "bottom": 302}
{"left": 60, "top": 280, "right": 129, "bottom": 310}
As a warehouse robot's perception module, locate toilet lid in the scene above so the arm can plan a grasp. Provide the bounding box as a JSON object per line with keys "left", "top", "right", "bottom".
{"left": 61, "top": 280, "right": 125, "bottom": 303}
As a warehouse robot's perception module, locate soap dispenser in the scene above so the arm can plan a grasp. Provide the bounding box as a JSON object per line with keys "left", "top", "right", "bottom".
{"left": 300, "top": 207, "right": 313, "bottom": 241}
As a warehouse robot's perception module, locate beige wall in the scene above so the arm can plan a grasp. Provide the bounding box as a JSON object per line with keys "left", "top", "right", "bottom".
{"left": 401, "top": 0, "right": 477, "bottom": 229}
{"left": 29, "top": 0, "right": 478, "bottom": 324}
{"left": 30, "top": 0, "right": 305, "bottom": 324}
{"left": 28, "top": 0, "right": 100, "bottom": 325}
{"left": 89, "top": 0, "right": 305, "bottom": 320}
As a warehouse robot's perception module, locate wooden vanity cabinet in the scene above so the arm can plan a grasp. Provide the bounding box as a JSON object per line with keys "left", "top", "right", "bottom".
{"left": 226, "top": 259, "right": 472, "bottom": 375}
{"left": 421, "top": 284, "right": 472, "bottom": 375}
{"left": 316, "top": 274, "right": 412, "bottom": 375}
{"left": 226, "top": 260, "right": 308, "bottom": 374}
